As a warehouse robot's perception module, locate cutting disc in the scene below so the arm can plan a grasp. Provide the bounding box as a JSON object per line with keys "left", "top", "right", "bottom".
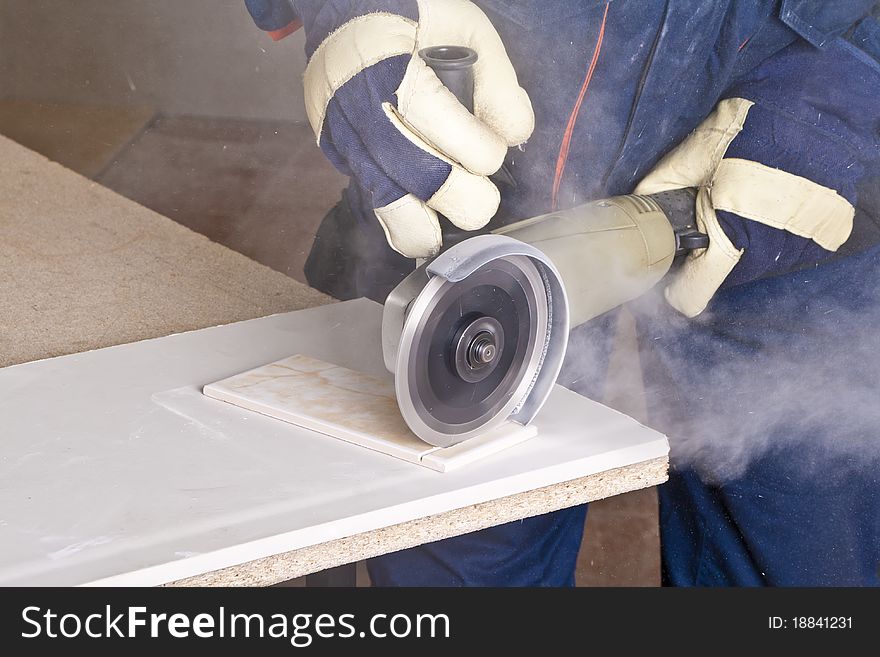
{"left": 395, "top": 253, "right": 550, "bottom": 447}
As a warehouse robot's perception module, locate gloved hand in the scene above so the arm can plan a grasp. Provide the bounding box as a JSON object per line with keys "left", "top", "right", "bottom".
{"left": 635, "top": 96, "right": 855, "bottom": 317}
{"left": 297, "top": 0, "right": 534, "bottom": 258}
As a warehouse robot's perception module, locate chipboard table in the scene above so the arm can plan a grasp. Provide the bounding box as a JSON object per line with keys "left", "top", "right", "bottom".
{"left": 0, "top": 134, "right": 668, "bottom": 586}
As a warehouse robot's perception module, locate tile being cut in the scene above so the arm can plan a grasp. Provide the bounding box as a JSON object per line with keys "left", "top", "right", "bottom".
{"left": 202, "top": 354, "right": 536, "bottom": 471}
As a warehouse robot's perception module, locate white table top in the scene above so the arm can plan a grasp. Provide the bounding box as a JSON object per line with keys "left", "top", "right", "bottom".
{"left": 0, "top": 299, "right": 668, "bottom": 586}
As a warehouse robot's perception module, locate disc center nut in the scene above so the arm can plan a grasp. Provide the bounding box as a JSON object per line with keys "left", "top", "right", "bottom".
{"left": 469, "top": 333, "right": 497, "bottom": 365}
{"left": 468, "top": 332, "right": 498, "bottom": 367}
{"left": 453, "top": 317, "right": 505, "bottom": 383}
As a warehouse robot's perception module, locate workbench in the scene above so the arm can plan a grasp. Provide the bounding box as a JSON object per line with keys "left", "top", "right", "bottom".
{"left": 0, "top": 135, "right": 668, "bottom": 586}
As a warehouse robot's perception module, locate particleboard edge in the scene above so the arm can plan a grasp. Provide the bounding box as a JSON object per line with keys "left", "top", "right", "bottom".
{"left": 166, "top": 456, "right": 668, "bottom": 587}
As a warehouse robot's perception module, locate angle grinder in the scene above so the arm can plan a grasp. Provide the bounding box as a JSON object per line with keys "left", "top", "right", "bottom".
{"left": 381, "top": 47, "right": 707, "bottom": 447}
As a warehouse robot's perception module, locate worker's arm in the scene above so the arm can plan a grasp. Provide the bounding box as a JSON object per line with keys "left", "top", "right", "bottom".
{"left": 635, "top": 18, "right": 880, "bottom": 318}
{"left": 247, "top": 0, "right": 533, "bottom": 259}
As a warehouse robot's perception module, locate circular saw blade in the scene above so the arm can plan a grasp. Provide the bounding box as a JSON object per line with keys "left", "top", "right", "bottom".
{"left": 395, "top": 254, "right": 549, "bottom": 447}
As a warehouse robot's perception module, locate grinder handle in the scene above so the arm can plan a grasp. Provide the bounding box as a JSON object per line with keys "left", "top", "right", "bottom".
{"left": 419, "top": 46, "right": 517, "bottom": 188}
{"left": 419, "top": 45, "right": 477, "bottom": 112}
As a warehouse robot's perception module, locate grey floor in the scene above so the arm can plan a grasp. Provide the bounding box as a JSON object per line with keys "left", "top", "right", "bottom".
{"left": 8, "top": 109, "right": 661, "bottom": 586}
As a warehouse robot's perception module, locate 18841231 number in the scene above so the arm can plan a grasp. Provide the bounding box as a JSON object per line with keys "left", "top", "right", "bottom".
{"left": 769, "top": 617, "right": 853, "bottom": 629}
{"left": 792, "top": 617, "right": 852, "bottom": 629}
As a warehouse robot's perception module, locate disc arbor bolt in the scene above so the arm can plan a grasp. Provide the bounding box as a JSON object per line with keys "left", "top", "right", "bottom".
{"left": 468, "top": 332, "right": 497, "bottom": 366}
{"left": 454, "top": 316, "right": 505, "bottom": 383}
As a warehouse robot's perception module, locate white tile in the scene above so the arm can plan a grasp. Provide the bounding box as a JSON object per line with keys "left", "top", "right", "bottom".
{"left": 204, "top": 354, "right": 539, "bottom": 471}
{"left": 204, "top": 354, "right": 436, "bottom": 465}
{"left": 421, "top": 423, "right": 538, "bottom": 473}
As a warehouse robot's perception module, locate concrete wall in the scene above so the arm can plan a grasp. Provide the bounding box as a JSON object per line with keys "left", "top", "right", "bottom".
{"left": 0, "top": 0, "right": 309, "bottom": 121}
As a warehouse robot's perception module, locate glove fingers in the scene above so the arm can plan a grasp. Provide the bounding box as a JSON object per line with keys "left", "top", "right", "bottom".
{"left": 395, "top": 56, "right": 510, "bottom": 175}
{"left": 468, "top": 18, "right": 535, "bottom": 146}
{"left": 325, "top": 100, "right": 442, "bottom": 258}
{"left": 378, "top": 102, "right": 500, "bottom": 231}
{"left": 332, "top": 73, "right": 453, "bottom": 202}
{"left": 373, "top": 194, "right": 443, "bottom": 259}
{"left": 425, "top": 165, "right": 500, "bottom": 232}
{"left": 333, "top": 86, "right": 501, "bottom": 233}
{"left": 417, "top": 0, "right": 535, "bottom": 147}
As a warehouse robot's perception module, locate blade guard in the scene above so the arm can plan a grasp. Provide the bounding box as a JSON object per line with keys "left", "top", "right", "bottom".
{"left": 382, "top": 235, "right": 570, "bottom": 439}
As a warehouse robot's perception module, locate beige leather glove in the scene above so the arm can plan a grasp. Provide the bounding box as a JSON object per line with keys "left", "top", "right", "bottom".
{"left": 635, "top": 97, "right": 854, "bottom": 317}
{"left": 302, "top": 0, "right": 534, "bottom": 258}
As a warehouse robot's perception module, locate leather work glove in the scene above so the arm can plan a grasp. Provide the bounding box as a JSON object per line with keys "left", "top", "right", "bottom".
{"left": 635, "top": 97, "right": 856, "bottom": 317}
{"left": 297, "top": 0, "right": 534, "bottom": 258}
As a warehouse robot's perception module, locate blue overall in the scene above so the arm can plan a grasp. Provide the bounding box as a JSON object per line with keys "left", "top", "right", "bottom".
{"left": 247, "top": 1, "right": 880, "bottom": 585}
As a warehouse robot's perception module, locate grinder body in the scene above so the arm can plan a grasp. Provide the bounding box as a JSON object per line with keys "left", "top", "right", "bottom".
{"left": 382, "top": 189, "right": 701, "bottom": 446}
{"left": 494, "top": 192, "right": 690, "bottom": 328}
